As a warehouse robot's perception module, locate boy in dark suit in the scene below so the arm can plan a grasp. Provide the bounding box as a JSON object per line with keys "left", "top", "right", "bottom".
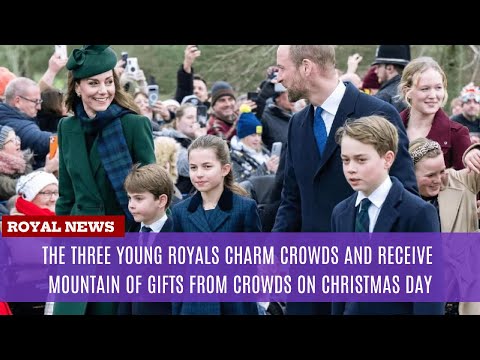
{"left": 331, "top": 115, "right": 444, "bottom": 315}
{"left": 118, "top": 163, "right": 174, "bottom": 315}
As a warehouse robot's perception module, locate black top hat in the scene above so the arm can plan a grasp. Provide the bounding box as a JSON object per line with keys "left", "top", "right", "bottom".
{"left": 371, "top": 45, "right": 411, "bottom": 67}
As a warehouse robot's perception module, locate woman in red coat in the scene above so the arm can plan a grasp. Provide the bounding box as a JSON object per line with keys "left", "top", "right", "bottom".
{"left": 398, "top": 56, "right": 471, "bottom": 170}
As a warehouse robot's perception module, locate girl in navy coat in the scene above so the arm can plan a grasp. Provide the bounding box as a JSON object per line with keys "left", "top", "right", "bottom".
{"left": 171, "top": 134, "right": 261, "bottom": 315}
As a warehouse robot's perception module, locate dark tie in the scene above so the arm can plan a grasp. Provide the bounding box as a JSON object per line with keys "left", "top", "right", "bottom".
{"left": 140, "top": 226, "right": 152, "bottom": 233}
{"left": 314, "top": 106, "right": 327, "bottom": 155}
{"left": 355, "top": 198, "right": 372, "bottom": 232}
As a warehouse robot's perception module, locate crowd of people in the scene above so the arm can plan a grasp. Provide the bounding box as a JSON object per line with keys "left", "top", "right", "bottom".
{"left": 1, "top": 44, "right": 480, "bottom": 316}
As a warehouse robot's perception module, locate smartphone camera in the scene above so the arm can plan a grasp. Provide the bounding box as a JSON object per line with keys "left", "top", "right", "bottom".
{"left": 127, "top": 57, "right": 138, "bottom": 76}
{"left": 147, "top": 85, "right": 159, "bottom": 107}
{"left": 247, "top": 92, "right": 259, "bottom": 102}
{"left": 121, "top": 52, "right": 128, "bottom": 69}
{"left": 196, "top": 105, "right": 208, "bottom": 127}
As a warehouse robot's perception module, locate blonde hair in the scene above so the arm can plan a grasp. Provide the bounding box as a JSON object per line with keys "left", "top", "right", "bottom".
{"left": 398, "top": 56, "right": 448, "bottom": 108}
{"left": 335, "top": 115, "right": 399, "bottom": 156}
{"left": 172, "top": 103, "right": 196, "bottom": 130}
{"left": 188, "top": 135, "right": 248, "bottom": 196}
{"left": 154, "top": 136, "right": 180, "bottom": 184}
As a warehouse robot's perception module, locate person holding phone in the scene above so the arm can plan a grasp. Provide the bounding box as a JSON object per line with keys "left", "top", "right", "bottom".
{"left": 53, "top": 45, "right": 155, "bottom": 316}
{"left": 133, "top": 91, "right": 170, "bottom": 131}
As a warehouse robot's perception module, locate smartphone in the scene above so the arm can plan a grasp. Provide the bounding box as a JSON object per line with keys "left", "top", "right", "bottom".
{"left": 55, "top": 45, "right": 68, "bottom": 60}
{"left": 147, "top": 85, "right": 159, "bottom": 107}
{"left": 196, "top": 105, "right": 208, "bottom": 127}
{"left": 271, "top": 142, "right": 282, "bottom": 158}
{"left": 121, "top": 51, "right": 128, "bottom": 69}
{"left": 126, "top": 57, "right": 139, "bottom": 77}
{"left": 247, "top": 91, "right": 259, "bottom": 102}
{"left": 49, "top": 135, "right": 58, "bottom": 159}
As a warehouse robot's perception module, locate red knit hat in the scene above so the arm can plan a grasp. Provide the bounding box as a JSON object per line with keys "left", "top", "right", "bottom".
{"left": 361, "top": 66, "right": 380, "bottom": 90}
{"left": 0, "top": 67, "right": 16, "bottom": 97}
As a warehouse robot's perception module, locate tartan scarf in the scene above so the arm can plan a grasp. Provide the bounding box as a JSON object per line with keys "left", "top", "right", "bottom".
{"left": 75, "top": 102, "right": 133, "bottom": 221}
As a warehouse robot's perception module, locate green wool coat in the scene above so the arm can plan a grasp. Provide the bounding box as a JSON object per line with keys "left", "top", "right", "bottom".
{"left": 53, "top": 112, "right": 155, "bottom": 315}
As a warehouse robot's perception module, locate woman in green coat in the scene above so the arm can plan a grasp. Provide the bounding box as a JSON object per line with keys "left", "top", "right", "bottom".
{"left": 52, "top": 45, "right": 155, "bottom": 315}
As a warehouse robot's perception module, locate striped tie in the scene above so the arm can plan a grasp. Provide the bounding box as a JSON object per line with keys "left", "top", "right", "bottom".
{"left": 355, "top": 198, "right": 371, "bottom": 232}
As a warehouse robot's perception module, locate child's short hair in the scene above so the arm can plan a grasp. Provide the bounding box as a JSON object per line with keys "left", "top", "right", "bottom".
{"left": 124, "top": 163, "right": 174, "bottom": 209}
{"left": 335, "top": 115, "right": 399, "bottom": 156}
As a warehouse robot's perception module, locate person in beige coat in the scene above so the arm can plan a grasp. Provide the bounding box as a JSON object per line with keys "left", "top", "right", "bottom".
{"left": 410, "top": 137, "right": 480, "bottom": 315}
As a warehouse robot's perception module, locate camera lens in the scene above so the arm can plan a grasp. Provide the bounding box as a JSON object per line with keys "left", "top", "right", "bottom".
{"left": 130, "top": 66, "right": 136, "bottom": 73}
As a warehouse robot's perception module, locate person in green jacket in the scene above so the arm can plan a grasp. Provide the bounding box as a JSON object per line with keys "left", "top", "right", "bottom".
{"left": 52, "top": 45, "right": 155, "bottom": 315}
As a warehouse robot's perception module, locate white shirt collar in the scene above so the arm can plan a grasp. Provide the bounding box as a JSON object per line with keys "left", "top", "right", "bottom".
{"left": 355, "top": 176, "right": 393, "bottom": 209}
{"left": 319, "top": 80, "right": 346, "bottom": 118}
{"left": 141, "top": 213, "right": 168, "bottom": 233}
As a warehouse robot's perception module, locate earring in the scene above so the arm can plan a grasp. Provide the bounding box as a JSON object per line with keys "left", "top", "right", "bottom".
{"left": 77, "top": 93, "right": 81, "bottom": 98}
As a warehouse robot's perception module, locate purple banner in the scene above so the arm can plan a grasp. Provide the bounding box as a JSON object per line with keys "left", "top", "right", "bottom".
{"left": 0, "top": 232, "right": 478, "bottom": 302}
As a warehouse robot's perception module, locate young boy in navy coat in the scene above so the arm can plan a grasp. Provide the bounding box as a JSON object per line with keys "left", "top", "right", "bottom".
{"left": 118, "top": 163, "right": 174, "bottom": 315}
{"left": 331, "top": 115, "right": 444, "bottom": 315}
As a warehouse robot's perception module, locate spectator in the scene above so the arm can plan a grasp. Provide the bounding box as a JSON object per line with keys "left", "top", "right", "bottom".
{"left": 451, "top": 83, "right": 480, "bottom": 139}
{"left": 206, "top": 81, "right": 238, "bottom": 142}
{"left": 398, "top": 56, "right": 471, "bottom": 170}
{"left": 372, "top": 45, "right": 410, "bottom": 112}
{"left": 0, "top": 67, "right": 16, "bottom": 102}
{"left": 8, "top": 170, "right": 58, "bottom": 315}
{"left": 231, "top": 108, "right": 279, "bottom": 182}
{"left": 0, "top": 77, "right": 52, "bottom": 169}
{"left": 260, "top": 82, "right": 294, "bottom": 150}
{"left": 174, "top": 45, "right": 209, "bottom": 108}
{"left": 36, "top": 88, "right": 68, "bottom": 133}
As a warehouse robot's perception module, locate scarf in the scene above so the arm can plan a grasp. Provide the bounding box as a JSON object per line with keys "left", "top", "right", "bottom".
{"left": 75, "top": 102, "right": 134, "bottom": 221}
{"left": 15, "top": 196, "right": 55, "bottom": 216}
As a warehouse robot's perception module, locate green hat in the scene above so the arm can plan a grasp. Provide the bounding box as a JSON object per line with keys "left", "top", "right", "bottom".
{"left": 66, "top": 45, "right": 118, "bottom": 79}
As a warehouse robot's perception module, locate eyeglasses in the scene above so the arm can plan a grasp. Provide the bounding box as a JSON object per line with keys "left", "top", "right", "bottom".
{"left": 4, "top": 135, "right": 21, "bottom": 145}
{"left": 18, "top": 95, "right": 43, "bottom": 105}
{"left": 38, "top": 191, "right": 59, "bottom": 198}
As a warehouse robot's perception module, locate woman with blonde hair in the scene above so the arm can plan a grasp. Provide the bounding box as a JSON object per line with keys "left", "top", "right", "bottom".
{"left": 399, "top": 56, "right": 471, "bottom": 170}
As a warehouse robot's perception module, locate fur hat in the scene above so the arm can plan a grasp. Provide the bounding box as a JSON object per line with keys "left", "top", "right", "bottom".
{"left": 237, "top": 107, "right": 262, "bottom": 139}
{"left": 371, "top": 45, "right": 411, "bottom": 67}
{"left": 210, "top": 81, "right": 235, "bottom": 106}
{"left": 16, "top": 171, "right": 58, "bottom": 201}
{"left": 0, "top": 67, "right": 16, "bottom": 97}
{"left": 66, "top": 45, "right": 118, "bottom": 79}
{"left": 0, "top": 125, "right": 14, "bottom": 150}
